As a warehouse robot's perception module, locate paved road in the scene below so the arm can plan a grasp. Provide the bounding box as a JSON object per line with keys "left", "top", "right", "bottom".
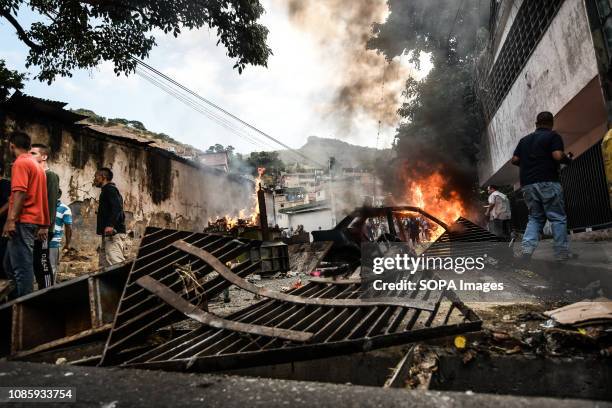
{"left": 0, "top": 361, "right": 608, "bottom": 407}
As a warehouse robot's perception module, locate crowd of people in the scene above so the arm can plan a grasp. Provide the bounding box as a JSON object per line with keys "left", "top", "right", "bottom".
{"left": 281, "top": 224, "right": 305, "bottom": 238}
{"left": 363, "top": 215, "right": 432, "bottom": 244}
{"left": 0, "top": 131, "right": 128, "bottom": 300}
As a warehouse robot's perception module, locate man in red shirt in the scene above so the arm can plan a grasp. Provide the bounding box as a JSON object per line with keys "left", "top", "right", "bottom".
{"left": 2, "top": 131, "right": 50, "bottom": 299}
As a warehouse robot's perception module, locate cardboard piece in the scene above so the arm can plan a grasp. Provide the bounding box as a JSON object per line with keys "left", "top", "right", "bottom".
{"left": 544, "top": 298, "right": 612, "bottom": 326}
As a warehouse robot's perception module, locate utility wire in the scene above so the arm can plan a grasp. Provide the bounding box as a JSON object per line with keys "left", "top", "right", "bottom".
{"left": 135, "top": 67, "right": 309, "bottom": 161}
{"left": 136, "top": 69, "right": 285, "bottom": 152}
{"left": 134, "top": 59, "right": 326, "bottom": 168}
{"left": 135, "top": 69, "right": 278, "bottom": 151}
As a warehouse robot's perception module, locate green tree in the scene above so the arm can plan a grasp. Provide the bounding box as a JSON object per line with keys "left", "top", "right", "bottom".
{"left": 246, "top": 151, "right": 285, "bottom": 177}
{"left": 0, "top": 0, "right": 272, "bottom": 83}
{"left": 368, "top": 0, "right": 488, "bottom": 200}
{"left": 396, "top": 51, "right": 480, "bottom": 164}
{"left": 72, "top": 108, "right": 107, "bottom": 124}
{"left": 0, "top": 59, "right": 25, "bottom": 101}
{"left": 206, "top": 144, "right": 234, "bottom": 154}
{"left": 367, "top": 0, "right": 486, "bottom": 67}
{"left": 128, "top": 120, "right": 147, "bottom": 131}
{"left": 107, "top": 118, "right": 129, "bottom": 126}
{"left": 247, "top": 151, "right": 277, "bottom": 169}
{"left": 155, "top": 132, "right": 176, "bottom": 143}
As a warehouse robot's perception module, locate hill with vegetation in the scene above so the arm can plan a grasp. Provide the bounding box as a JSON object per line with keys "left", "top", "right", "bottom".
{"left": 71, "top": 108, "right": 201, "bottom": 155}
{"left": 277, "top": 136, "right": 393, "bottom": 170}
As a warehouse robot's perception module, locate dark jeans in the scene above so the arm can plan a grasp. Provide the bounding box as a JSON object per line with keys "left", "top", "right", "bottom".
{"left": 34, "top": 238, "right": 53, "bottom": 289}
{"left": 4, "top": 223, "right": 37, "bottom": 299}
{"left": 0, "top": 237, "right": 7, "bottom": 280}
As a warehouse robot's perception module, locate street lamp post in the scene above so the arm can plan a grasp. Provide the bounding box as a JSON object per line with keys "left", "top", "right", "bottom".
{"left": 329, "top": 156, "right": 336, "bottom": 226}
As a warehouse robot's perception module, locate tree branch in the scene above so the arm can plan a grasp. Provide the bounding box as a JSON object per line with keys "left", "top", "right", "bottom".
{"left": 0, "top": 9, "right": 43, "bottom": 51}
{"left": 78, "top": 0, "right": 152, "bottom": 25}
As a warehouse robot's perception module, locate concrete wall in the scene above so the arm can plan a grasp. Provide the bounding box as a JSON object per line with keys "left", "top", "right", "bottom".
{"left": 285, "top": 209, "right": 334, "bottom": 235}
{"left": 478, "top": 0, "right": 602, "bottom": 185}
{"left": 0, "top": 113, "right": 253, "bottom": 273}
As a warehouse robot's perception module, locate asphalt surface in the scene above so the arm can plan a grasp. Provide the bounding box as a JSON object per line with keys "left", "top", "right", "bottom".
{"left": 0, "top": 361, "right": 609, "bottom": 407}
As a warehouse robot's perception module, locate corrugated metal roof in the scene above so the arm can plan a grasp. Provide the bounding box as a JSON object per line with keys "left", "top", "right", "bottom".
{"left": 2, "top": 91, "right": 88, "bottom": 124}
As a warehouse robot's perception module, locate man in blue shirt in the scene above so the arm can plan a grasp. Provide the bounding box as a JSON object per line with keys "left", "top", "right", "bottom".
{"left": 49, "top": 190, "right": 72, "bottom": 282}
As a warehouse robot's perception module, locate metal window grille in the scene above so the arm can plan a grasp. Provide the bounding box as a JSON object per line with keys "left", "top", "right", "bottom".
{"left": 479, "top": 0, "right": 565, "bottom": 120}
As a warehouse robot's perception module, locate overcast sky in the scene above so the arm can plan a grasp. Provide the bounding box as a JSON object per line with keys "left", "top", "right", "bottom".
{"left": 0, "top": 1, "right": 430, "bottom": 155}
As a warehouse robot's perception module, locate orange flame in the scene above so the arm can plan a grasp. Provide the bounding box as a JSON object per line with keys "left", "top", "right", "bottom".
{"left": 403, "top": 171, "right": 465, "bottom": 226}
{"left": 208, "top": 168, "right": 267, "bottom": 229}
{"left": 252, "top": 167, "right": 266, "bottom": 225}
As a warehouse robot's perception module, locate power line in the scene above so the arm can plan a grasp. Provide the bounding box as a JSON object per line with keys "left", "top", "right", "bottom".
{"left": 136, "top": 68, "right": 288, "bottom": 152}
{"left": 135, "top": 67, "right": 314, "bottom": 164}
{"left": 134, "top": 59, "right": 326, "bottom": 168}
{"left": 135, "top": 69, "right": 282, "bottom": 153}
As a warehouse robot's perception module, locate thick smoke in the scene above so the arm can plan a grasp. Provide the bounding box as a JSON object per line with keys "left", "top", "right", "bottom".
{"left": 284, "top": 0, "right": 413, "bottom": 130}
{"left": 368, "top": 0, "right": 488, "bottom": 221}
{"left": 281, "top": 0, "right": 487, "bottom": 223}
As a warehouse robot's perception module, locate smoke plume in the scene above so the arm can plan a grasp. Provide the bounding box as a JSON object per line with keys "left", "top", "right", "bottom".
{"left": 284, "top": 0, "right": 413, "bottom": 130}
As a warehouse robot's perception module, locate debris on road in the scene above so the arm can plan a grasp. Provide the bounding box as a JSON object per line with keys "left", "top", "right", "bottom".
{"left": 544, "top": 298, "right": 612, "bottom": 326}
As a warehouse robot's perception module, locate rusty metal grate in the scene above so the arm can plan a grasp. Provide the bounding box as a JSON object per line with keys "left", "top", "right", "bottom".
{"left": 0, "top": 261, "right": 130, "bottom": 360}
{"left": 114, "top": 236, "right": 481, "bottom": 372}
{"left": 100, "top": 227, "right": 264, "bottom": 365}
{"left": 422, "top": 217, "right": 504, "bottom": 259}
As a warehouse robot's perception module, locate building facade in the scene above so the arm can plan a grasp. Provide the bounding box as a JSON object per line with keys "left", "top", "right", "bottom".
{"left": 277, "top": 201, "right": 333, "bottom": 238}
{"left": 199, "top": 151, "right": 230, "bottom": 172}
{"left": 0, "top": 93, "right": 253, "bottom": 272}
{"left": 477, "top": 0, "right": 612, "bottom": 230}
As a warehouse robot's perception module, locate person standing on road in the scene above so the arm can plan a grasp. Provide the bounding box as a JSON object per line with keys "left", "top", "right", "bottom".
{"left": 49, "top": 190, "right": 72, "bottom": 281}
{"left": 511, "top": 111, "right": 573, "bottom": 261}
{"left": 30, "top": 143, "right": 60, "bottom": 288}
{"left": 485, "top": 185, "right": 511, "bottom": 239}
{"left": 409, "top": 216, "right": 420, "bottom": 246}
{"left": 3, "top": 132, "right": 50, "bottom": 299}
{"left": 93, "top": 168, "right": 127, "bottom": 267}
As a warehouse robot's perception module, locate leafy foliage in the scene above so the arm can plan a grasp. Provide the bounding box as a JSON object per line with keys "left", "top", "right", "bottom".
{"left": 0, "top": 59, "right": 25, "bottom": 101}
{"left": 72, "top": 107, "right": 181, "bottom": 144}
{"left": 368, "top": 1, "right": 488, "bottom": 162}
{"left": 246, "top": 151, "right": 285, "bottom": 177}
{"left": 0, "top": 0, "right": 272, "bottom": 83}
{"left": 72, "top": 108, "right": 106, "bottom": 124}
{"left": 249, "top": 152, "right": 283, "bottom": 187}
{"left": 367, "top": 0, "right": 487, "bottom": 67}
{"left": 206, "top": 144, "right": 234, "bottom": 154}
{"left": 368, "top": 0, "right": 489, "bottom": 203}
{"left": 396, "top": 50, "right": 480, "bottom": 165}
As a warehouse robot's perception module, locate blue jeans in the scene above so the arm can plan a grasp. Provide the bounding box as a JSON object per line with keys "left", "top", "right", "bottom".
{"left": 521, "top": 182, "right": 569, "bottom": 257}
{"left": 4, "top": 223, "right": 37, "bottom": 299}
